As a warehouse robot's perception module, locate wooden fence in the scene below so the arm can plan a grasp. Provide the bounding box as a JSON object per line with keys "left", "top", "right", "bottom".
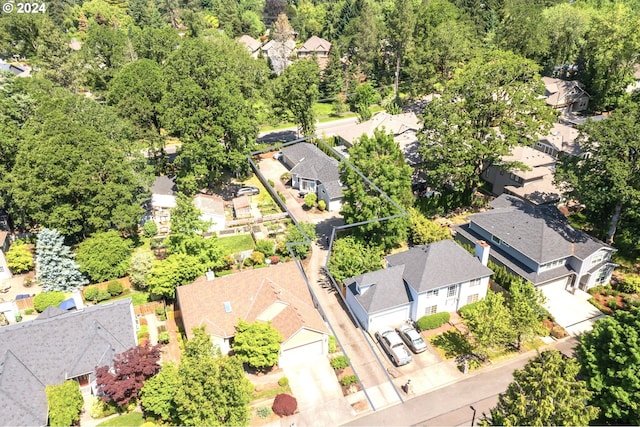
{"left": 15, "top": 297, "right": 34, "bottom": 310}
{"left": 134, "top": 300, "right": 165, "bottom": 316}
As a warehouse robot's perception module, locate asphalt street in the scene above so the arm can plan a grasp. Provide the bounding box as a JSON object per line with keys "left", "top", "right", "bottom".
{"left": 343, "top": 337, "right": 578, "bottom": 427}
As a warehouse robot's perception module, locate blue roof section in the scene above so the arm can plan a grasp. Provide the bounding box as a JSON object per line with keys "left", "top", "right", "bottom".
{"left": 58, "top": 298, "right": 76, "bottom": 310}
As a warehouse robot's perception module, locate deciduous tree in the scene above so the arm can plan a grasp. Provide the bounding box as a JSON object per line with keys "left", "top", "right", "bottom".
{"left": 284, "top": 222, "right": 317, "bottom": 259}
{"left": 5, "top": 241, "right": 34, "bottom": 274}
{"left": 418, "top": 50, "right": 556, "bottom": 195}
{"left": 464, "top": 290, "right": 514, "bottom": 357}
{"left": 408, "top": 207, "right": 451, "bottom": 246}
{"left": 75, "top": 230, "right": 133, "bottom": 283}
{"left": 35, "top": 228, "right": 88, "bottom": 292}
{"left": 232, "top": 320, "right": 282, "bottom": 371}
{"left": 129, "top": 248, "right": 155, "bottom": 289}
{"left": 96, "top": 343, "right": 162, "bottom": 408}
{"left": 140, "top": 362, "right": 180, "bottom": 423}
{"left": 327, "top": 235, "right": 382, "bottom": 285}
{"left": 506, "top": 280, "right": 546, "bottom": 351}
{"left": 46, "top": 380, "right": 84, "bottom": 427}
{"left": 482, "top": 350, "right": 599, "bottom": 426}
{"left": 273, "top": 59, "right": 320, "bottom": 136}
{"left": 577, "top": 307, "right": 640, "bottom": 425}
{"left": 146, "top": 253, "right": 204, "bottom": 299}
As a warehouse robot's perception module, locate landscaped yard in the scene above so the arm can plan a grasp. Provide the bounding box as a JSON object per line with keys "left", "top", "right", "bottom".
{"left": 96, "top": 411, "right": 145, "bottom": 426}
{"left": 218, "top": 234, "right": 255, "bottom": 255}
{"left": 108, "top": 290, "right": 151, "bottom": 306}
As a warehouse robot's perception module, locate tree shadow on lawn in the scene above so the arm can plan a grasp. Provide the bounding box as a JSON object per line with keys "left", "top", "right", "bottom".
{"left": 430, "top": 329, "right": 475, "bottom": 359}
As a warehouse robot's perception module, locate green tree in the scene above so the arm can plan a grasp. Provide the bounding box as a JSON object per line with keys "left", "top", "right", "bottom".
{"left": 555, "top": 100, "right": 640, "bottom": 245}
{"left": 577, "top": 307, "right": 640, "bottom": 425}
{"left": 482, "top": 350, "right": 599, "bottom": 426}
{"left": 140, "top": 362, "right": 180, "bottom": 423}
{"left": 506, "top": 280, "right": 546, "bottom": 351}
{"left": 408, "top": 207, "right": 451, "bottom": 246}
{"left": 81, "top": 23, "right": 131, "bottom": 91}
{"left": 464, "top": 291, "right": 514, "bottom": 357}
{"left": 493, "top": 0, "right": 551, "bottom": 63}
{"left": 46, "top": 380, "right": 84, "bottom": 427}
{"left": 541, "top": 3, "right": 590, "bottom": 72}
{"left": 75, "top": 230, "right": 133, "bottom": 283}
{"left": 576, "top": 2, "right": 640, "bottom": 111}
{"left": 5, "top": 241, "right": 34, "bottom": 274}
{"left": 340, "top": 129, "right": 413, "bottom": 250}
{"left": 327, "top": 235, "right": 382, "bottom": 284}
{"left": 129, "top": 248, "right": 155, "bottom": 289}
{"left": 350, "top": 82, "right": 381, "bottom": 121}
{"left": 418, "top": 50, "right": 556, "bottom": 195}
{"left": 146, "top": 253, "right": 204, "bottom": 299}
{"left": 131, "top": 26, "right": 180, "bottom": 64}
{"left": 284, "top": 222, "right": 317, "bottom": 259}
{"left": 274, "top": 59, "right": 321, "bottom": 137}
{"left": 232, "top": 320, "right": 282, "bottom": 371}
{"left": 35, "top": 229, "right": 88, "bottom": 292}
{"left": 386, "top": 0, "right": 415, "bottom": 96}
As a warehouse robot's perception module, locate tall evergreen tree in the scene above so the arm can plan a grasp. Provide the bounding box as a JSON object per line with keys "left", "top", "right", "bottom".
{"left": 35, "top": 228, "right": 88, "bottom": 292}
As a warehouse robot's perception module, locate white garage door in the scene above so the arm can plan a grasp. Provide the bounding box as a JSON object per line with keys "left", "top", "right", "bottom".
{"left": 369, "top": 306, "right": 411, "bottom": 331}
{"left": 279, "top": 340, "right": 324, "bottom": 368}
{"left": 538, "top": 276, "right": 570, "bottom": 292}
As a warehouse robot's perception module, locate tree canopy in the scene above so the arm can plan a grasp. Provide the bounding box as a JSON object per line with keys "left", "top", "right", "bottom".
{"left": 75, "top": 230, "right": 133, "bottom": 283}
{"left": 35, "top": 228, "right": 88, "bottom": 292}
{"left": 482, "top": 350, "right": 599, "bottom": 426}
{"left": 327, "top": 235, "right": 382, "bottom": 285}
{"left": 46, "top": 380, "right": 84, "bottom": 427}
{"left": 232, "top": 320, "right": 282, "bottom": 371}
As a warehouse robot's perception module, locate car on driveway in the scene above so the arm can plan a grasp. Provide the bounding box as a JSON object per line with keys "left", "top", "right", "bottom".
{"left": 375, "top": 327, "right": 412, "bottom": 366}
{"left": 396, "top": 324, "right": 428, "bottom": 354}
{"left": 236, "top": 186, "right": 260, "bottom": 197}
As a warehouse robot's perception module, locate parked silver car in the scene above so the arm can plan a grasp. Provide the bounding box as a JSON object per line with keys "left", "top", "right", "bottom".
{"left": 396, "top": 324, "right": 428, "bottom": 354}
{"left": 375, "top": 327, "right": 412, "bottom": 366}
{"left": 235, "top": 186, "right": 260, "bottom": 197}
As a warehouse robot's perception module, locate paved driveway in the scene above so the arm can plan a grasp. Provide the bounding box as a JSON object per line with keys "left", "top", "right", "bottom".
{"left": 541, "top": 286, "right": 605, "bottom": 335}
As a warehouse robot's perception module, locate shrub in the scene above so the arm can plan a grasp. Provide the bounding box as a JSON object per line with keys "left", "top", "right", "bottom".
{"left": 96, "top": 289, "right": 111, "bottom": 302}
{"left": 107, "top": 280, "right": 123, "bottom": 296}
{"left": 330, "top": 355, "right": 349, "bottom": 370}
{"left": 328, "top": 335, "right": 337, "bottom": 353}
{"left": 340, "top": 375, "right": 358, "bottom": 386}
{"left": 255, "top": 240, "right": 275, "bottom": 257}
{"left": 84, "top": 285, "right": 99, "bottom": 302}
{"left": 256, "top": 406, "right": 271, "bottom": 419}
{"left": 250, "top": 251, "right": 266, "bottom": 265}
{"left": 142, "top": 221, "right": 158, "bottom": 238}
{"left": 550, "top": 325, "right": 568, "bottom": 339}
{"left": 616, "top": 276, "right": 640, "bottom": 294}
{"left": 155, "top": 306, "right": 165, "bottom": 316}
{"left": 607, "top": 298, "right": 618, "bottom": 310}
{"left": 269, "top": 255, "right": 280, "bottom": 264}
{"left": 90, "top": 397, "right": 117, "bottom": 418}
{"left": 459, "top": 301, "right": 482, "bottom": 319}
{"left": 278, "top": 376, "right": 289, "bottom": 387}
{"left": 304, "top": 193, "right": 317, "bottom": 208}
{"left": 277, "top": 191, "right": 286, "bottom": 203}
{"left": 5, "top": 241, "right": 34, "bottom": 274}
{"left": 272, "top": 393, "right": 297, "bottom": 417}
{"left": 588, "top": 285, "right": 606, "bottom": 295}
{"left": 416, "top": 312, "right": 450, "bottom": 331}
{"left": 34, "top": 291, "right": 66, "bottom": 312}
{"left": 25, "top": 308, "right": 34, "bottom": 315}
{"left": 158, "top": 331, "right": 170, "bottom": 344}
{"left": 280, "top": 172, "right": 291, "bottom": 182}
{"left": 632, "top": 299, "right": 640, "bottom": 307}
{"left": 612, "top": 290, "right": 620, "bottom": 297}
{"left": 24, "top": 278, "right": 33, "bottom": 287}
{"left": 267, "top": 179, "right": 275, "bottom": 188}
{"left": 243, "top": 257, "right": 253, "bottom": 267}
{"left": 317, "top": 200, "right": 326, "bottom": 211}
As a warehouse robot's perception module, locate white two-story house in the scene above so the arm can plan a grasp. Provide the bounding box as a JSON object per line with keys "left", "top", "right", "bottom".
{"left": 454, "top": 194, "right": 616, "bottom": 292}
{"left": 344, "top": 239, "right": 493, "bottom": 331}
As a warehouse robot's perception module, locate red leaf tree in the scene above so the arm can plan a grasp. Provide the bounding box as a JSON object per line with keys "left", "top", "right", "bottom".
{"left": 96, "top": 342, "right": 162, "bottom": 407}
{"left": 272, "top": 393, "right": 297, "bottom": 416}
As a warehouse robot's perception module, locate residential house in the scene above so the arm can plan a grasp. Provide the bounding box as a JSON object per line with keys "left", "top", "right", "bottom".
{"left": 0, "top": 59, "right": 31, "bottom": 77}
{"left": 535, "top": 122, "right": 581, "bottom": 158}
{"left": 262, "top": 39, "right": 297, "bottom": 75}
{"left": 237, "top": 35, "right": 262, "bottom": 59}
{"left": 333, "top": 111, "right": 422, "bottom": 167}
{"left": 296, "top": 36, "right": 332, "bottom": 70}
{"left": 176, "top": 262, "right": 330, "bottom": 367}
{"left": 344, "top": 239, "right": 493, "bottom": 331}
{"left": 149, "top": 176, "right": 177, "bottom": 234}
{"left": 454, "top": 194, "right": 616, "bottom": 292}
{"left": 0, "top": 231, "right": 11, "bottom": 281}
{"left": 193, "top": 193, "right": 226, "bottom": 232}
{"left": 542, "top": 77, "right": 589, "bottom": 113}
{"left": 482, "top": 146, "right": 561, "bottom": 205}
{"left": 0, "top": 299, "right": 137, "bottom": 427}
{"left": 280, "top": 143, "right": 343, "bottom": 211}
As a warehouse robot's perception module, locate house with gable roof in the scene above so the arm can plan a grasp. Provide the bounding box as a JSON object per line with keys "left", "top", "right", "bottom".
{"left": 542, "top": 77, "right": 589, "bottom": 113}
{"left": 280, "top": 142, "right": 343, "bottom": 211}
{"left": 237, "top": 34, "right": 262, "bottom": 59}
{"left": 176, "top": 262, "right": 329, "bottom": 368}
{"left": 297, "top": 35, "right": 332, "bottom": 69}
{"left": 0, "top": 299, "right": 137, "bottom": 427}
{"left": 454, "top": 194, "right": 616, "bottom": 292}
{"left": 345, "top": 239, "right": 493, "bottom": 331}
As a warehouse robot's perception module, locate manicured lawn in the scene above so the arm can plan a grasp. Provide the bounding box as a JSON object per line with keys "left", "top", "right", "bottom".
{"left": 313, "top": 102, "right": 334, "bottom": 116}
{"left": 429, "top": 329, "right": 474, "bottom": 359}
{"left": 218, "top": 234, "right": 255, "bottom": 255}
{"left": 251, "top": 384, "right": 291, "bottom": 400}
{"left": 97, "top": 411, "right": 145, "bottom": 426}
{"left": 104, "top": 290, "right": 150, "bottom": 306}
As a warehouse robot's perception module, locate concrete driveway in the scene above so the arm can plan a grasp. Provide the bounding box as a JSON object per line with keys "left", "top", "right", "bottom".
{"left": 541, "top": 286, "right": 605, "bottom": 336}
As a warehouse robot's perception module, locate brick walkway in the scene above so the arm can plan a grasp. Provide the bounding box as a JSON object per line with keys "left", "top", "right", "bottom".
{"left": 161, "top": 309, "right": 182, "bottom": 363}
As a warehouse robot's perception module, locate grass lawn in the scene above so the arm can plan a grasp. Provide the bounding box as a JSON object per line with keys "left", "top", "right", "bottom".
{"left": 429, "top": 329, "right": 474, "bottom": 359}
{"left": 218, "top": 234, "right": 255, "bottom": 255}
{"left": 106, "top": 290, "right": 150, "bottom": 306}
{"left": 313, "top": 102, "right": 334, "bottom": 116}
{"left": 251, "top": 384, "right": 291, "bottom": 400}
{"left": 97, "top": 412, "right": 145, "bottom": 427}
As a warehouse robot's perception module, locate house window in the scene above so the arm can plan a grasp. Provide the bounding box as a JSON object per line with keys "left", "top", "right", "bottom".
{"left": 426, "top": 289, "right": 439, "bottom": 298}
{"left": 509, "top": 173, "right": 522, "bottom": 183}
{"left": 591, "top": 252, "right": 605, "bottom": 265}
{"left": 596, "top": 267, "right": 610, "bottom": 285}
{"left": 469, "top": 278, "right": 481, "bottom": 287}
{"left": 447, "top": 285, "right": 457, "bottom": 298}
{"left": 491, "top": 235, "right": 502, "bottom": 245}
{"left": 425, "top": 305, "right": 437, "bottom": 315}
{"left": 467, "top": 294, "right": 479, "bottom": 304}
{"left": 541, "top": 259, "right": 564, "bottom": 271}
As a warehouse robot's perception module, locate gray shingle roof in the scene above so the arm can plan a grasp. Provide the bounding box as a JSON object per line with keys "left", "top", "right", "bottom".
{"left": 471, "top": 194, "right": 608, "bottom": 263}
{"left": 344, "top": 265, "right": 412, "bottom": 313}
{"left": 385, "top": 240, "right": 493, "bottom": 293}
{"left": 0, "top": 299, "right": 137, "bottom": 427}
{"left": 151, "top": 176, "right": 176, "bottom": 196}
{"left": 282, "top": 143, "right": 343, "bottom": 200}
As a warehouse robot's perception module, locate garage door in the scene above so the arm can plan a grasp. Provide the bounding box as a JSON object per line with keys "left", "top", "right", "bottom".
{"left": 369, "top": 306, "right": 411, "bottom": 332}
{"left": 279, "top": 340, "right": 324, "bottom": 368}
{"left": 538, "top": 276, "right": 570, "bottom": 292}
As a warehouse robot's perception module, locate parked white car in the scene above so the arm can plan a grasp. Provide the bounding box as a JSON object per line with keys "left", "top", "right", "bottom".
{"left": 375, "top": 327, "right": 412, "bottom": 366}
{"left": 396, "top": 324, "right": 428, "bottom": 354}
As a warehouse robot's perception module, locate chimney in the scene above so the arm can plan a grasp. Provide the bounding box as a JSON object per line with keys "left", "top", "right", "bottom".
{"left": 72, "top": 290, "right": 85, "bottom": 310}
{"left": 475, "top": 240, "right": 490, "bottom": 266}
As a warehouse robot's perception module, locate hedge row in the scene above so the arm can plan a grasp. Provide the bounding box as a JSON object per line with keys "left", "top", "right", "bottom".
{"left": 416, "top": 312, "right": 450, "bottom": 331}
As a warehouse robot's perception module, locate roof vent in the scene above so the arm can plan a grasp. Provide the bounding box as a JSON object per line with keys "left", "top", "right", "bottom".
{"left": 224, "top": 301, "right": 232, "bottom": 313}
